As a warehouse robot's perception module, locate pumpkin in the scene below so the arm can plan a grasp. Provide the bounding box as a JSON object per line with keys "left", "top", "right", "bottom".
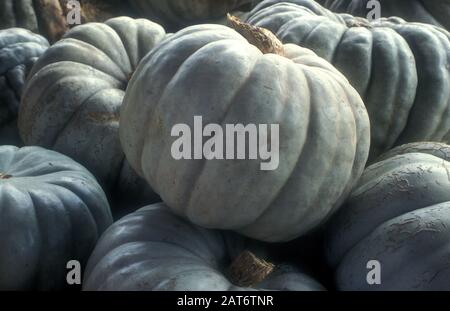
{"left": 0, "top": 145, "right": 112, "bottom": 290}
{"left": 0, "top": 0, "right": 135, "bottom": 43}
{"left": 83, "top": 203, "right": 325, "bottom": 291}
{"left": 18, "top": 17, "right": 164, "bottom": 208}
{"left": 0, "top": 28, "right": 49, "bottom": 146}
{"left": 246, "top": 0, "right": 450, "bottom": 160}
{"left": 325, "top": 142, "right": 450, "bottom": 290}
{"left": 119, "top": 17, "right": 370, "bottom": 242}
{"left": 376, "top": 141, "right": 450, "bottom": 163}
{"left": 128, "top": 0, "right": 253, "bottom": 30}
{"left": 320, "top": 0, "right": 450, "bottom": 31}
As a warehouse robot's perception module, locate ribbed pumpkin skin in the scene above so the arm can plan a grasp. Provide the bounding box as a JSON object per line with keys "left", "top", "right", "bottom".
{"left": 247, "top": 0, "right": 450, "bottom": 160}
{"left": 19, "top": 17, "right": 165, "bottom": 205}
{"left": 129, "top": 0, "right": 252, "bottom": 28}
{"left": 325, "top": 143, "right": 450, "bottom": 290}
{"left": 120, "top": 24, "right": 370, "bottom": 242}
{"left": 0, "top": 28, "right": 49, "bottom": 146}
{"left": 321, "top": 0, "right": 450, "bottom": 31}
{"left": 0, "top": 145, "right": 112, "bottom": 290}
{"left": 83, "top": 203, "right": 325, "bottom": 291}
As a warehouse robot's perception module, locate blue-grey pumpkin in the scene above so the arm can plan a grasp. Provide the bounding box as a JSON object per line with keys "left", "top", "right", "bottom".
{"left": 320, "top": 0, "right": 449, "bottom": 31}
{"left": 0, "top": 145, "right": 112, "bottom": 290}
{"left": 119, "top": 20, "right": 370, "bottom": 242}
{"left": 83, "top": 203, "right": 325, "bottom": 291}
{"left": 325, "top": 142, "right": 450, "bottom": 290}
{"left": 19, "top": 17, "right": 165, "bottom": 206}
{"left": 246, "top": 0, "right": 450, "bottom": 160}
{"left": 0, "top": 28, "right": 49, "bottom": 146}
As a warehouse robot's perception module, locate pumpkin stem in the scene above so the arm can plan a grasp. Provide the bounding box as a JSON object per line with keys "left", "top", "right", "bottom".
{"left": 227, "top": 14, "right": 284, "bottom": 56}
{"left": 229, "top": 251, "right": 275, "bottom": 287}
{"left": 0, "top": 173, "right": 12, "bottom": 179}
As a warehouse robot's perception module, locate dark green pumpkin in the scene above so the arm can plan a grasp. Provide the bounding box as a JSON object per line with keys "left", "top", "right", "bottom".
{"left": 247, "top": 0, "right": 450, "bottom": 160}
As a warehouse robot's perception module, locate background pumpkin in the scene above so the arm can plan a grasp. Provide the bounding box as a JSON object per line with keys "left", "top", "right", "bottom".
{"left": 325, "top": 142, "right": 450, "bottom": 290}
{"left": 246, "top": 0, "right": 450, "bottom": 160}
{"left": 119, "top": 20, "right": 370, "bottom": 242}
{"left": 128, "top": 0, "right": 253, "bottom": 30}
{"left": 0, "top": 0, "right": 135, "bottom": 43}
{"left": 0, "top": 28, "right": 49, "bottom": 146}
{"left": 319, "top": 0, "right": 450, "bottom": 31}
{"left": 376, "top": 141, "right": 450, "bottom": 162}
{"left": 83, "top": 203, "right": 326, "bottom": 291}
{"left": 19, "top": 17, "right": 164, "bottom": 211}
{"left": 0, "top": 145, "right": 112, "bottom": 290}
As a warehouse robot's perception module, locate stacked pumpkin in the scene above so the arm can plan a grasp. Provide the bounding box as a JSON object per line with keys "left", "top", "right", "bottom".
{"left": 0, "top": 0, "right": 449, "bottom": 291}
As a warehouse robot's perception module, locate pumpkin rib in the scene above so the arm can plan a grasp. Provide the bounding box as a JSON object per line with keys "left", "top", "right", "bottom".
{"left": 395, "top": 25, "right": 449, "bottom": 144}
{"left": 183, "top": 47, "right": 264, "bottom": 225}
{"left": 184, "top": 54, "right": 307, "bottom": 230}
{"left": 33, "top": 37, "right": 129, "bottom": 83}
{"left": 329, "top": 23, "right": 349, "bottom": 65}
{"left": 130, "top": 28, "right": 224, "bottom": 177}
{"left": 20, "top": 69, "right": 119, "bottom": 146}
{"left": 237, "top": 62, "right": 313, "bottom": 236}
{"left": 44, "top": 174, "right": 112, "bottom": 235}
{"left": 140, "top": 36, "right": 249, "bottom": 199}
{"left": 240, "top": 64, "right": 356, "bottom": 241}
{"left": 50, "top": 86, "right": 118, "bottom": 148}
{"left": 0, "top": 184, "right": 41, "bottom": 289}
{"left": 221, "top": 55, "right": 299, "bottom": 227}
{"left": 326, "top": 73, "right": 368, "bottom": 215}
{"left": 63, "top": 23, "right": 133, "bottom": 77}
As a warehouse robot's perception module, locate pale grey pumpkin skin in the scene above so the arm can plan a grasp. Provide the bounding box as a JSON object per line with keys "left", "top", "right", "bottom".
{"left": 0, "top": 145, "right": 113, "bottom": 290}
{"left": 376, "top": 141, "right": 450, "bottom": 162}
{"left": 0, "top": 28, "right": 49, "bottom": 146}
{"left": 120, "top": 24, "right": 370, "bottom": 242}
{"left": 247, "top": 0, "right": 450, "bottom": 160}
{"left": 19, "top": 17, "right": 165, "bottom": 206}
{"left": 83, "top": 203, "right": 325, "bottom": 291}
{"left": 129, "top": 0, "right": 253, "bottom": 29}
{"left": 321, "top": 0, "right": 450, "bottom": 31}
{"left": 325, "top": 144, "right": 450, "bottom": 290}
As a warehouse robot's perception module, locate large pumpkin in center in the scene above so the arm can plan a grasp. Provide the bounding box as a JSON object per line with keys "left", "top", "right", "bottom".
{"left": 120, "top": 18, "right": 370, "bottom": 242}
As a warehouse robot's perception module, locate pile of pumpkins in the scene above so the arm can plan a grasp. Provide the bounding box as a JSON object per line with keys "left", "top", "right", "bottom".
{"left": 0, "top": 0, "right": 449, "bottom": 291}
